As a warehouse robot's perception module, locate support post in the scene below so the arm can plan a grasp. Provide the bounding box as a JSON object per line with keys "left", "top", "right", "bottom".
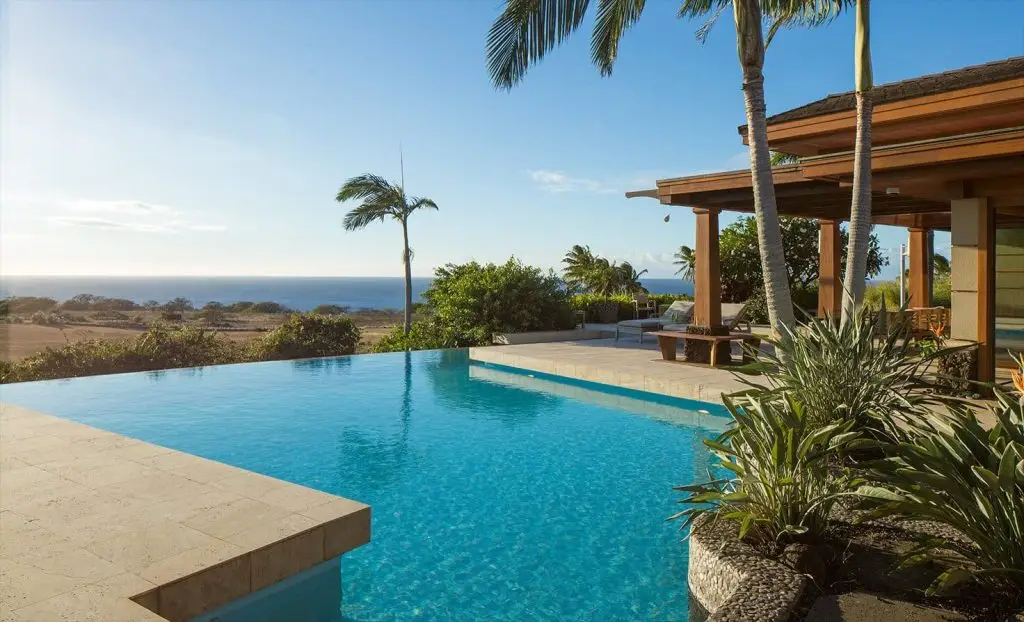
{"left": 908, "top": 227, "right": 931, "bottom": 308}
{"left": 950, "top": 197, "right": 994, "bottom": 383}
{"left": 693, "top": 207, "right": 722, "bottom": 328}
{"left": 818, "top": 219, "right": 842, "bottom": 317}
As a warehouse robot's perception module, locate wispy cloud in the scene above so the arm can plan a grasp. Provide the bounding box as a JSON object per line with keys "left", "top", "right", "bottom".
{"left": 528, "top": 170, "right": 618, "bottom": 195}
{"left": 48, "top": 199, "right": 225, "bottom": 234}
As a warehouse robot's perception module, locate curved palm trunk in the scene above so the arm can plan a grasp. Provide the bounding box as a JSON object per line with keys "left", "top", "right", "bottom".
{"left": 841, "top": 0, "right": 873, "bottom": 326}
{"left": 734, "top": 0, "right": 795, "bottom": 334}
{"left": 401, "top": 219, "right": 413, "bottom": 336}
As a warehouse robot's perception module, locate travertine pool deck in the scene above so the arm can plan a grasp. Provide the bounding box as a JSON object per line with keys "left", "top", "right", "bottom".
{"left": 469, "top": 339, "right": 748, "bottom": 404}
{"left": 0, "top": 403, "right": 370, "bottom": 622}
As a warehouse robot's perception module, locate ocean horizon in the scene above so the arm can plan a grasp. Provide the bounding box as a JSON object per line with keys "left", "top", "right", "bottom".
{"left": 0, "top": 276, "right": 695, "bottom": 312}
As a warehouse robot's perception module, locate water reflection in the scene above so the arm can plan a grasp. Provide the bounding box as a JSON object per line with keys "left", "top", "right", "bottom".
{"left": 422, "top": 349, "right": 559, "bottom": 427}
{"left": 333, "top": 352, "right": 413, "bottom": 492}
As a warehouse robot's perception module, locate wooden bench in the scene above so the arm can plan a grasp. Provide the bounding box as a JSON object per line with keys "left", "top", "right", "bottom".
{"left": 650, "top": 331, "right": 753, "bottom": 367}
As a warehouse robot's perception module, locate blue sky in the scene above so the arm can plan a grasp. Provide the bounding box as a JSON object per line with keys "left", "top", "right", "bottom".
{"left": 2, "top": 1, "right": 1022, "bottom": 278}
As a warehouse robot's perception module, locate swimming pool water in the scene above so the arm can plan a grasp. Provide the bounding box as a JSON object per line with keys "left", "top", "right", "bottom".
{"left": 1, "top": 350, "right": 727, "bottom": 621}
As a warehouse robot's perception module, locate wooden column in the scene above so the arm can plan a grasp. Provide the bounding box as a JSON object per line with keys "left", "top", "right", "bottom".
{"left": 951, "top": 198, "right": 994, "bottom": 383}
{"left": 908, "top": 227, "right": 931, "bottom": 308}
{"left": 693, "top": 207, "right": 722, "bottom": 327}
{"left": 817, "top": 219, "right": 842, "bottom": 317}
{"left": 978, "top": 202, "right": 995, "bottom": 383}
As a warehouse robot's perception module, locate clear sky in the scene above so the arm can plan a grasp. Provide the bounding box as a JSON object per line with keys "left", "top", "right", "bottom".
{"left": 2, "top": 0, "right": 1022, "bottom": 278}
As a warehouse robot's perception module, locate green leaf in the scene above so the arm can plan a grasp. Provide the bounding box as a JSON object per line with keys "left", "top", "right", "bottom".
{"left": 928, "top": 567, "right": 974, "bottom": 596}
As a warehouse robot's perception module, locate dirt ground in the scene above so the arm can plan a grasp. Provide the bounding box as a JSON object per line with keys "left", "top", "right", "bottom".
{"left": 0, "top": 313, "right": 399, "bottom": 362}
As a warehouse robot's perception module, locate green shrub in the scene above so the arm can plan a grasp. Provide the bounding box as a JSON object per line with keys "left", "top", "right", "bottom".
{"left": 371, "top": 319, "right": 447, "bottom": 353}
{"left": 163, "top": 297, "right": 194, "bottom": 312}
{"left": 312, "top": 304, "right": 349, "bottom": 315}
{"left": 736, "top": 310, "right": 946, "bottom": 441}
{"left": 248, "top": 313, "right": 360, "bottom": 361}
{"left": 857, "top": 389, "right": 1024, "bottom": 597}
{"left": 932, "top": 275, "right": 951, "bottom": 308}
{"left": 671, "top": 394, "right": 859, "bottom": 549}
{"left": 7, "top": 296, "right": 58, "bottom": 313}
{"left": 863, "top": 280, "right": 902, "bottom": 311}
{"left": 31, "top": 311, "right": 65, "bottom": 326}
{"left": 420, "top": 258, "right": 575, "bottom": 347}
{"left": 250, "top": 301, "right": 290, "bottom": 314}
{"left": 160, "top": 311, "right": 184, "bottom": 322}
{"left": 227, "top": 301, "right": 255, "bottom": 312}
{"left": 4, "top": 325, "right": 241, "bottom": 383}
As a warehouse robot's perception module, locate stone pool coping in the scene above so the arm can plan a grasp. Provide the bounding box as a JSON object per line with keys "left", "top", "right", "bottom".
{"left": 0, "top": 402, "right": 370, "bottom": 622}
{"left": 688, "top": 516, "right": 808, "bottom": 622}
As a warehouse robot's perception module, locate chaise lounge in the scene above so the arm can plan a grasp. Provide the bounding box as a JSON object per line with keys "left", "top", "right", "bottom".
{"left": 615, "top": 300, "right": 694, "bottom": 343}
{"left": 615, "top": 300, "right": 752, "bottom": 342}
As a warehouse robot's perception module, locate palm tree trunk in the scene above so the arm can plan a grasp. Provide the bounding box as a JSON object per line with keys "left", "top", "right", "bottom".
{"left": 734, "top": 0, "right": 796, "bottom": 334}
{"left": 841, "top": 0, "right": 873, "bottom": 326}
{"left": 401, "top": 219, "right": 413, "bottom": 336}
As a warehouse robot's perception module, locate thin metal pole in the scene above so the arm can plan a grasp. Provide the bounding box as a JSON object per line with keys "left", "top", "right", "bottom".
{"left": 899, "top": 243, "right": 907, "bottom": 307}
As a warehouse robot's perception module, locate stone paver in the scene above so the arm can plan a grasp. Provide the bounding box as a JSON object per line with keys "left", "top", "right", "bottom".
{"left": 804, "top": 592, "right": 967, "bottom": 622}
{"left": 0, "top": 403, "right": 370, "bottom": 622}
{"left": 469, "top": 339, "right": 748, "bottom": 405}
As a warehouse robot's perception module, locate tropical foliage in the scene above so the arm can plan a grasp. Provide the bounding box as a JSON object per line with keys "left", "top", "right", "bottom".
{"left": 337, "top": 173, "right": 438, "bottom": 335}
{"left": 735, "top": 309, "right": 945, "bottom": 441}
{"left": 672, "top": 393, "right": 860, "bottom": 548}
{"left": 248, "top": 313, "right": 361, "bottom": 361}
{"left": 562, "top": 245, "right": 647, "bottom": 295}
{"left": 857, "top": 388, "right": 1024, "bottom": 596}
{"left": 373, "top": 258, "right": 574, "bottom": 352}
{"left": 673, "top": 245, "right": 695, "bottom": 282}
{"left": 720, "top": 216, "right": 887, "bottom": 306}
{"left": 568, "top": 292, "right": 692, "bottom": 323}
{"left": 483, "top": 0, "right": 870, "bottom": 333}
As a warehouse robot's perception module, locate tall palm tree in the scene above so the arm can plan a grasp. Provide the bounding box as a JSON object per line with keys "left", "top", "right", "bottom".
{"left": 674, "top": 245, "right": 696, "bottom": 282}
{"left": 336, "top": 174, "right": 438, "bottom": 335}
{"left": 486, "top": 0, "right": 855, "bottom": 333}
{"left": 841, "top": 0, "right": 873, "bottom": 325}
{"left": 616, "top": 262, "right": 648, "bottom": 294}
{"left": 562, "top": 244, "right": 599, "bottom": 291}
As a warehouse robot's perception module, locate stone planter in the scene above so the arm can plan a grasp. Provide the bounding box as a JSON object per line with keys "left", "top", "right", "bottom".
{"left": 593, "top": 301, "right": 620, "bottom": 324}
{"left": 688, "top": 516, "right": 808, "bottom": 622}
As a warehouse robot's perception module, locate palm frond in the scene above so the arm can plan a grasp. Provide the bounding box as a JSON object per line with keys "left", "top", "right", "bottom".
{"left": 487, "top": 0, "right": 592, "bottom": 90}
{"left": 406, "top": 196, "right": 439, "bottom": 214}
{"left": 678, "top": 0, "right": 730, "bottom": 44}
{"left": 591, "top": 0, "right": 646, "bottom": 76}
{"left": 763, "top": 0, "right": 853, "bottom": 47}
{"left": 336, "top": 173, "right": 403, "bottom": 204}
{"left": 342, "top": 201, "right": 397, "bottom": 231}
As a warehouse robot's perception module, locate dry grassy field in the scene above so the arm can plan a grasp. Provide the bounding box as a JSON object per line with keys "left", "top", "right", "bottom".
{"left": 0, "top": 310, "right": 401, "bottom": 362}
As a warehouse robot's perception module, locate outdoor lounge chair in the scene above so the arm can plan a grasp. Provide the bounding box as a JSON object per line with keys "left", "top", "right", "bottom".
{"left": 615, "top": 300, "right": 694, "bottom": 343}
{"left": 661, "top": 301, "right": 753, "bottom": 333}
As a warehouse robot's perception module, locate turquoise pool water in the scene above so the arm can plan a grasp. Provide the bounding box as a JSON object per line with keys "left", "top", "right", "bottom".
{"left": 1, "top": 350, "right": 727, "bottom": 621}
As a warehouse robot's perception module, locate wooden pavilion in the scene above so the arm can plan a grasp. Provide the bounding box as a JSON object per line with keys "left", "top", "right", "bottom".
{"left": 627, "top": 56, "right": 1024, "bottom": 381}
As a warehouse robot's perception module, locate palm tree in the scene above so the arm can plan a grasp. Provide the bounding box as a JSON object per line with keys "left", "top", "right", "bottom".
{"left": 485, "top": 0, "right": 854, "bottom": 333}
{"left": 674, "top": 245, "right": 696, "bottom": 282}
{"left": 616, "top": 262, "right": 648, "bottom": 294}
{"left": 336, "top": 174, "right": 438, "bottom": 335}
{"left": 932, "top": 253, "right": 950, "bottom": 277}
{"left": 770, "top": 152, "right": 799, "bottom": 166}
{"left": 841, "top": 0, "right": 873, "bottom": 325}
{"left": 562, "top": 244, "right": 599, "bottom": 291}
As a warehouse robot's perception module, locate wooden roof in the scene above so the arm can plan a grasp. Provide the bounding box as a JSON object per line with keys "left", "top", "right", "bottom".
{"left": 755, "top": 56, "right": 1024, "bottom": 128}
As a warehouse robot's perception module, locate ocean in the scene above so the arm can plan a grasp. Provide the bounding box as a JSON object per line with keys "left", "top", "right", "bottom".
{"left": 0, "top": 276, "right": 694, "bottom": 312}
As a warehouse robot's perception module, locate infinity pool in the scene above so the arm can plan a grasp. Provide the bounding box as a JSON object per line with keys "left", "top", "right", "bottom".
{"left": 1, "top": 350, "right": 727, "bottom": 621}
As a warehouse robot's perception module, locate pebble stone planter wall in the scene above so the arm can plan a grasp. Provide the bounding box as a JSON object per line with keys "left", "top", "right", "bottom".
{"left": 688, "top": 517, "right": 808, "bottom": 622}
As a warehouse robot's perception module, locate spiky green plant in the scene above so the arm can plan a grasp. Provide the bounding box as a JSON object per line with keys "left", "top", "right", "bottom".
{"left": 735, "top": 308, "right": 956, "bottom": 441}
{"left": 671, "top": 393, "right": 861, "bottom": 548}
{"left": 856, "top": 389, "right": 1024, "bottom": 597}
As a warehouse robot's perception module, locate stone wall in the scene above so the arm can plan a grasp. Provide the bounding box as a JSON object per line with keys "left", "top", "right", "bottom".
{"left": 688, "top": 517, "right": 808, "bottom": 622}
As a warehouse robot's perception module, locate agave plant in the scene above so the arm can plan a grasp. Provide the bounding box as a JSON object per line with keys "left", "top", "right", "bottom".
{"left": 856, "top": 388, "right": 1024, "bottom": 596}
{"left": 735, "top": 307, "right": 954, "bottom": 442}
{"left": 671, "top": 393, "right": 861, "bottom": 549}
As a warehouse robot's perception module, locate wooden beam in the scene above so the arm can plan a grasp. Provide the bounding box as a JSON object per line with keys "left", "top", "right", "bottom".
{"left": 908, "top": 228, "right": 931, "bottom": 307}
{"left": 818, "top": 219, "right": 842, "bottom": 317}
{"left": 978, "top": 201, "right": 995, "bottom": 383}
{"left": 693, "top": 207, "right": 722, "bottom": 328}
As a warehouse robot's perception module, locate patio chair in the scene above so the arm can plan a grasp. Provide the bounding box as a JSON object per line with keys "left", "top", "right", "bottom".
{"left": 615, "top": 300, "right": 694, "bottom": 343}
{"left": 631, "top": 293, "right": 657, "bottom": 319}
{"left": 662, "top": 300, "right": 753, "bottom": 333}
